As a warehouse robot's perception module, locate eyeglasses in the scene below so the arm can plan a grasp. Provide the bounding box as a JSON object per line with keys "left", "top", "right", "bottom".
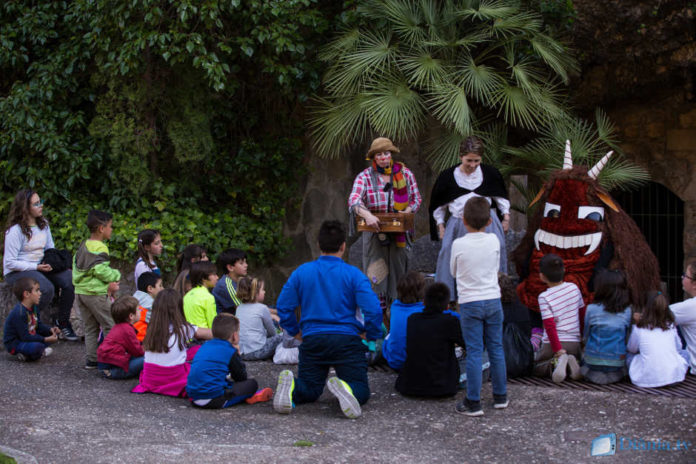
{"left": 31, "top": 200, "right": 44, "bottom": 208}
{"left": 682, "top": 273, "right": 695, "bottom": 281}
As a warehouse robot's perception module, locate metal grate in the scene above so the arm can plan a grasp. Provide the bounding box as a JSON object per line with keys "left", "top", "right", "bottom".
{"left": 508, "top": 374, "right": 696, "bottom": 399}
{"left": 613, "top": 182, "right": 685, "bottom": 301}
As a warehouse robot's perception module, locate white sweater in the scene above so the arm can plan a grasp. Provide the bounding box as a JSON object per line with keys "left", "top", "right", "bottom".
{"left": 450, "top": 232, "right": 500, "bottom": 304}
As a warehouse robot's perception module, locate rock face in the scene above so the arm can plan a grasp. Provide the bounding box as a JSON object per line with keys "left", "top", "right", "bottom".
{"left": 569, "top": 0, "right": 696, "bottom": 263}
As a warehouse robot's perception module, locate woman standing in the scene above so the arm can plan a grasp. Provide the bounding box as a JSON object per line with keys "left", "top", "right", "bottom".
{"left": 348, "top": 137, "right": 422, "bottom": 305}
{"left": 3, "top": 189, "right": 78, "bottom": 340}
{"left": 429, "top": 136, "right": 509, "bottom": 301}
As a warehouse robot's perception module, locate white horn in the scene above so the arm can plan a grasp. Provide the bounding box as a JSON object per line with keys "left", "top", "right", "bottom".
{"left": 588, "top": 150, "right": 613, "bottom": 179}
{"left": 563, "top": 140, "right": 572, "bottom": 170}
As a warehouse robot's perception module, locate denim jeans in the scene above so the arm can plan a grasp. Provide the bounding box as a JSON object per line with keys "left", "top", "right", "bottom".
{"left": 5, "top": 269, "right": 75, "bottom": 328}
{"left": 14, "top": 341, "right": 49, "bottom": 361}
{"left": 294, "top": 334, "right": 370, "bottom": 405}
{"left": 460, "top": 299, "right": 507, "bottom": 401}
{"left": 98, "top": 356, "right": 145, "bottom": 379}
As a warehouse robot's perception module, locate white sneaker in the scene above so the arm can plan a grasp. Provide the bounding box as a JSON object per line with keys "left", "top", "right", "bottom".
{"left": 43, "top": 347, "right": 53, "bottom": 358}
{"left": 551, "top": 354, "right": 568, "bottom": 383}
{"left": 567, "top": 355, "right": 582, "bottom": 380}
{"left": 326, "top": 377, "right": 361, "bottom": 419}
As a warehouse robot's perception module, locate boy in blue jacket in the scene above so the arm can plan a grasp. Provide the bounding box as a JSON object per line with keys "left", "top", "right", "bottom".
{"left": 3, "top": 277, "right": 60, "bottom": 361}
{"left": 273, "top": 220, "right": 382, "bottom": 419}
{"left": 186, "top": 314, "right": 272, "bottom": 408}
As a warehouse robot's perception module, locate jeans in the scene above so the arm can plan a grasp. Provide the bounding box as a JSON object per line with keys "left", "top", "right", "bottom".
{"left": 14, "top": 341, "right": 49, "bottom": 361}
{"left": 294, "top": 334, "right": 370, "bottom": 405}
{"left": 5, "top": 269, "right": 75, "bottom": 328}
{"left": 192, "top": 379, "right": 259, "bottom": 409}
{"left": 98, "top": 356, "right": 145, "bottom": 379}
{"left": 460, "top": 299, "right": 507, "bottom": 402}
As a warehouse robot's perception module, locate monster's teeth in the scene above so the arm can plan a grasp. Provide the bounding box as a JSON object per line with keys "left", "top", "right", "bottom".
{"left": 572, "top": 235, "right": 580, "bottom": 248}
{"left": 563, "top": 236, "right": 573, "bottom": 249}
{"left": 534, "top": 229, "right": 541, "bottom": 251}
{"left": 585, "top": 232, "right": 602, "bottom": 255}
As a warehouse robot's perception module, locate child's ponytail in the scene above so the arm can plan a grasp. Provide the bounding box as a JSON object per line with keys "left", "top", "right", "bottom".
{"left": 137, "top": 229, "right": 160, "bottom": 271}
{"left": 637, "top": 290, "right": 673, "bottom": 331}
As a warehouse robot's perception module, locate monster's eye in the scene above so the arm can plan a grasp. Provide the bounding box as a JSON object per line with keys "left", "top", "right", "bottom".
{"left": 578, "top": 206, "right": 604, "bottom": 222}
{"left": 543, "top": 202, "right": 561, "bottom": 218}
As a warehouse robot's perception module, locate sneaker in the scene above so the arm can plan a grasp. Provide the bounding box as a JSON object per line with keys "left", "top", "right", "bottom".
{"left": 455, "top": 397, "right": 483, "bottom": 417}
{"left": 60, "top": 326, "right": 80, "bottom": 342}
{"left": 85, "top": 361, "right": 98, "bottom": 370}
{"left": 567, "top": 355, "right": 582, "bottom": 380}
{"left": 43, "top": 347, "right": 53, "bottom": 357}
{"left": 326, "top": 377, "right": 361, "bottom": 419}
{"left": 273, "top": 370, "right": 295, "bottom": 414}
{"left": 493, "top": 394, "right": 509, "bottom": 409}
{"left": 16, "top": 353, "right": 27, "bottom": 362}
{"left": 246, "top": 387, "right": 273, "bottom": 404}
{"left": 552, "top": 353, "right": 568, "bottom": 383}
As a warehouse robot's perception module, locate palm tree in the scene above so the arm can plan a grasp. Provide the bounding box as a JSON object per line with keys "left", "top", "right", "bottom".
{"left": 308, "top": 0, "right": 578, "bottom": 169}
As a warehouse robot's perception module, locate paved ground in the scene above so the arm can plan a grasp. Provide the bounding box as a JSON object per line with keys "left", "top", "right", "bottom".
{"left": 0, "top": 341, "right": 694, "bottom": 464}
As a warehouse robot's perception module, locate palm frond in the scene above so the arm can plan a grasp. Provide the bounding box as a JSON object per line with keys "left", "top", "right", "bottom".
{"left": 458, "top": 0, "right": 518, "bottom": 21}
{"left": 492, "top": 84, "right": 539, "bottom": 130}
{"left": 423, "top": 130, "right": 466, "bottom": 171}
{"left": 318, "top": 29, "right": 361, "bottom": 63}
{"left": 381, "top": 0, "right": 426, "bottom": 46}
{"left": 399, "top": 50, "right": 448, "bottom": 90}
{"left": 528, "top": 34, "right": 579, "bottom": 84}
{"left": 362, "top": 79, "right": 426, "bottom": 140}
{"left": 491, "top": 11, "right": 543, "bottom": 38}
{"left": 428, "top": 83, "right": 474, "bottom": 136}
{"left": 307, "top": 96, "right": 369, "bottom": 159}
{"left": 457, "top": 55, "right": 504, "bottom": 104}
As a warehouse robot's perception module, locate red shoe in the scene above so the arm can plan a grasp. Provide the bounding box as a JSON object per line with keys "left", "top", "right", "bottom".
{"left": 245, "top": 387, "right": 273, "bottom": 404}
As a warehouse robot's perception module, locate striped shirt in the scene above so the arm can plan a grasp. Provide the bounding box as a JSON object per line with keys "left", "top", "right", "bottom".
{"left": 539, "top": 282, "right": 583, "bottom": 344}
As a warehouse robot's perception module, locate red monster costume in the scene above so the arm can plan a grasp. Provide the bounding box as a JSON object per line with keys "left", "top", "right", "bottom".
{"left": 514, "top": 141, "right": 660, "bottom": 312}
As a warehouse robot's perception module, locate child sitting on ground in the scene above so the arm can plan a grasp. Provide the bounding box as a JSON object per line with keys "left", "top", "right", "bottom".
{"left": 381, "top": 271, "right": 425, "bottom": 371}
{"left": 627, "top": 291, "right": 688, "bottom": 388}
{"left": 212, "top": 248, "right": 248, "bottom": 315}
{"left": 670, "top": 259, "right": 696, "bottom": 374}
{"left": 183, "top": 261, "right": 219, "bottom": 329}
{"left": 186, "top": 313, "right": 272, "bottom": 408}
{"left": 133, "top": 229, "right": 163, "bottom": 286}
{"left": 236, "top": 276, "right": 282, "bottom": 361}
{"left": 132, "top": 289, "right": 212, "bottom": 397}
{"left": 3, "top": 277, "right": 60, "bottom": 361}
{"left": 97, "top": 296, "right": 145, "bottom": 379}
{"left": 533, "top": 253, "right": 584, "bottom": 383}
{"left": 172, "top": 244, "right": 207, "bottom": 298}
{"left": 581, "top": 270, "right": 632, "bottom": 384}
{"left": 133, "top": 272, "right": 164, "bottom": 342}
{"left": 395, "top": 282, "right": 464, "bottom": 397}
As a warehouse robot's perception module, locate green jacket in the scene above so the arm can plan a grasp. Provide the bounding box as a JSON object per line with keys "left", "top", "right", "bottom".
{"left": 72, "top": 240, "right": 121, "bottom": 295}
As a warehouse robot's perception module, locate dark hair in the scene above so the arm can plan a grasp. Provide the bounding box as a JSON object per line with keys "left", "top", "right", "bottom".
{"left": 177, "top": 244, "right": 206, "bottom": 273}
{"left": 318, "top": 220, "right": 345, "bottom": 253}
{"left": 463, "top": 197, "right": 491, "bottom": 230}
{"left": 137, "top": 271, "right": 162, "bottom": 293}
{"left": 86, "top": 210, "right": 112, "bottom": 233}
{"left": 190, "top": 261, "right": 218, "bottom": 287}
{"left": 539, "top": 253, "right": 564, "bottom": 283}
{"left": 136, "top": 229, "right": 160, "bottom": 271}
{"left": 143, "top": 288, "right": 192, "bottom": 353}
{"left": 4, "top": 189, "right": 48, "bottom": 240}
{"left": 423, "top": 282, "right": 450, "bottom": 313}
{"left": 237, "top": 276, "right": 264, "bottom": 304}
{"left": 461, "top": 135, "right": 484, "bottom": 157}
{"left": 593, "top": 269, "right": 630, "bottom": 314}
{"left": 111, "top": 295, "right": 139, "bottom": 324}
{"left": 498, "top": 273, "right": 517, "bottom": 304}
{"left": 397, "top": 271, "right": 425, "bottom": 304}
{"left": 216, "top": 248, "right": 247, "bottom": 275}
{"left": 212, "top": 313, "right": 240, "bottom": 340}
{"left": 13, "top": 277, "right": 39, "bottom": 302}
{"left": 637, "top": 291, "right": 674, "bottom": 331}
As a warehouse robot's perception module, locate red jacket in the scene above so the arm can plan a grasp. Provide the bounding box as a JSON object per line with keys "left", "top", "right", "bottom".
{"left": 97, "top": 322, "right": 144, "bottom": 372}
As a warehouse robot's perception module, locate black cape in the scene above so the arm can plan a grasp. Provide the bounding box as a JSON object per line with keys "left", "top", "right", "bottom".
{"left": 428, "top": 164, "right": 508, "bottom": 240}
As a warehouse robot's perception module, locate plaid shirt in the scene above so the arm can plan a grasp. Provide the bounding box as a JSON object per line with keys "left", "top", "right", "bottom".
{"left": 348, "top": 167, "right": 422, "bottom": 213}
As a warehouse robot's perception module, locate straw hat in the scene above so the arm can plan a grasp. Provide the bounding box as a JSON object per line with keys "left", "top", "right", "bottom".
{"left": 366, "top": 137, "right": 400, "bottom": 160}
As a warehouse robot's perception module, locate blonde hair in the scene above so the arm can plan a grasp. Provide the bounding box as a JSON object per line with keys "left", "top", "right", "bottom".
{"left": 237, "top": 276, "right": 264, "bottom": 303}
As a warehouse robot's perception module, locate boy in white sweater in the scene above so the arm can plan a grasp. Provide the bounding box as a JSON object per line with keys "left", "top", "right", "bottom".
{"left": 451, "top": 197, "right": 507, "bottom": 417}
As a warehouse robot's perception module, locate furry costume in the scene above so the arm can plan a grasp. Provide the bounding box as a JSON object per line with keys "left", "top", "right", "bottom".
{"left": 514, "top": 141, "right": 660, "bottom": 312}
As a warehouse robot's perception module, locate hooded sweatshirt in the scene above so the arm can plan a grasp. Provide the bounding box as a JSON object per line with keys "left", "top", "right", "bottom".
{"left": 72, "top": 240, "right": 121, "bottom": 295}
